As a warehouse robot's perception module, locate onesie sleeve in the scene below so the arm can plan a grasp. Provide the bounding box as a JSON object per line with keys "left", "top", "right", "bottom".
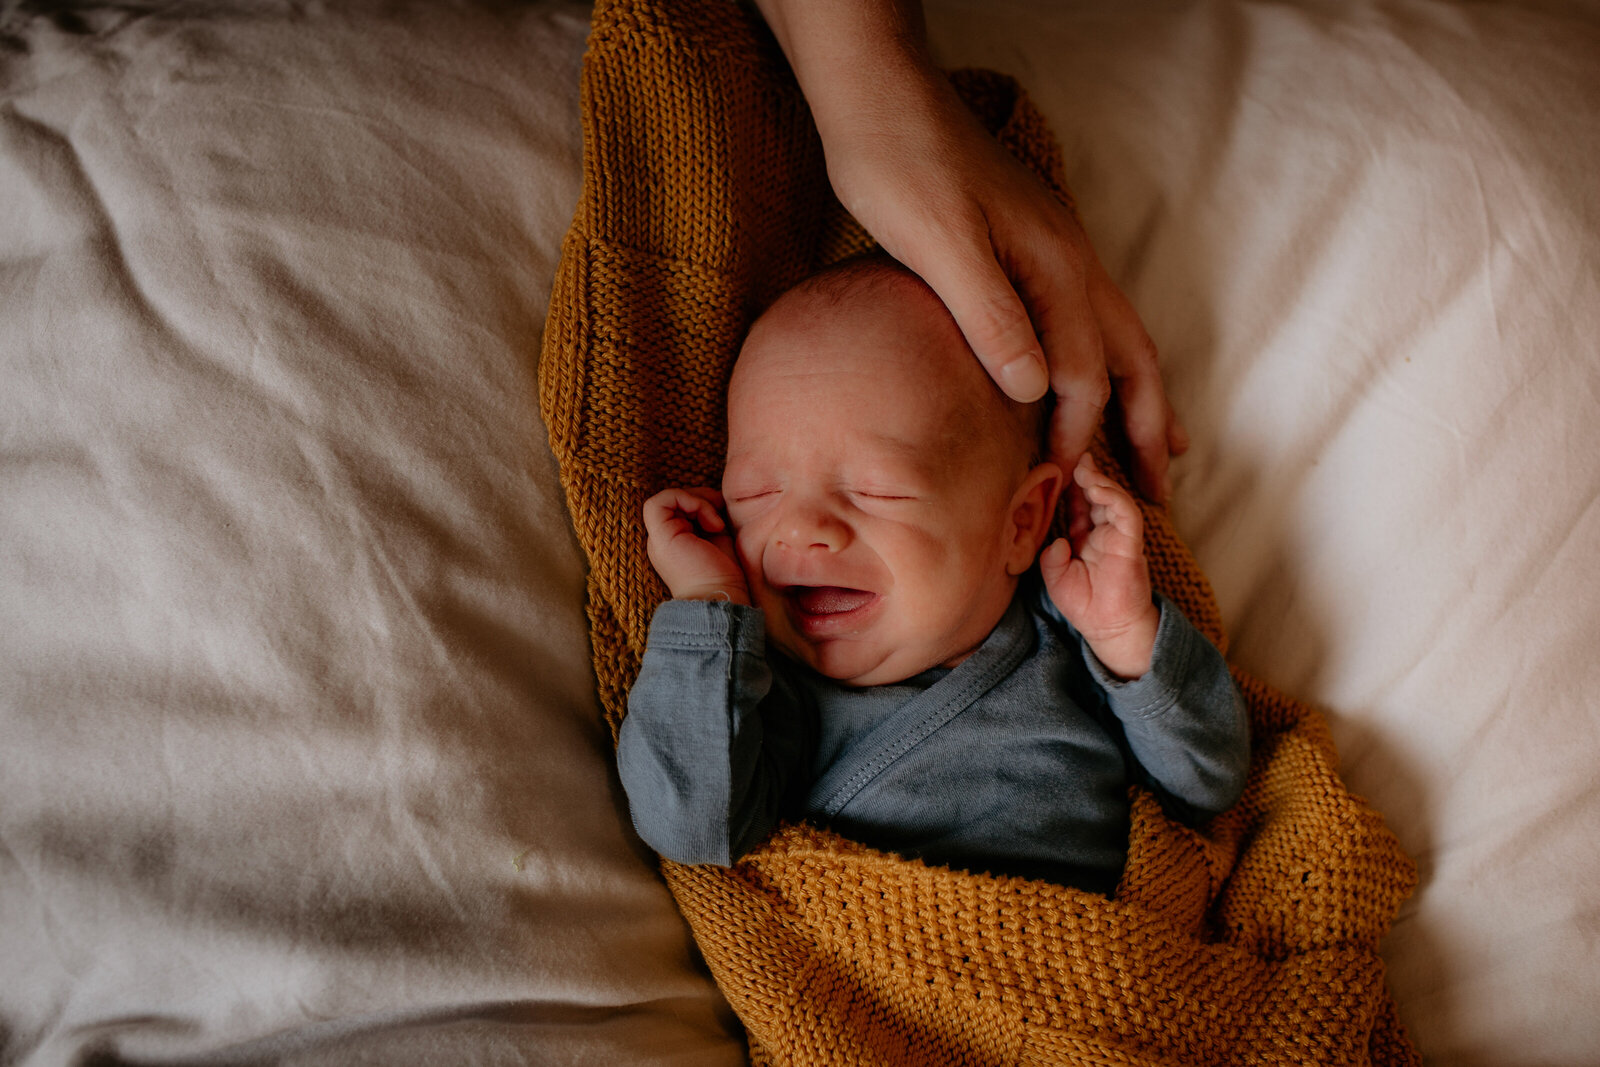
{"left": 616, "top": 598, "right": 811, "bottom": 866}
{"left": 1056, "top": 592, "right": 1251, "bottom": 824}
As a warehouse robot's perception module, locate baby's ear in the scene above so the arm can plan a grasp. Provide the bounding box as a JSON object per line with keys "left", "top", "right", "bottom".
{"left": 1004, "top": 461, "right": 1064, "bottom": 576}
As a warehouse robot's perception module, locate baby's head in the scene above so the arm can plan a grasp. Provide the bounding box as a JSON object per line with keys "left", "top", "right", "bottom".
{"left": 723, "top": 256, "right": 1063, "bottom": 686}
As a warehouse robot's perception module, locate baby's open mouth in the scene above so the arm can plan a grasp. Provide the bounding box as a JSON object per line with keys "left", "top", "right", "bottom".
{"left": 780, "top": 585, "right": 883, "bottom": 643}
{"left": 788, "top": 586, "right": 876, "bottom": 617}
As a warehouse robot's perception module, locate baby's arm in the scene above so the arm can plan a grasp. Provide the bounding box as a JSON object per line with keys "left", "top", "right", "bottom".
{"left": 1039, "top": 455, "right": 1159, "bottom": 679}
{"left": 1088, "top": 598, "right": 1250, "bottom": 823}
{"left": 643, "top": 487, "right": 751, "bottom": 604}
{"left": 618, "top": 601, "right": 808, "bottom": 865}
{"left": 620, "top": 490, "right": 805, "bottom": 866}
{"left": 1040, "top": 457, "right": 1248, "bottom": 820}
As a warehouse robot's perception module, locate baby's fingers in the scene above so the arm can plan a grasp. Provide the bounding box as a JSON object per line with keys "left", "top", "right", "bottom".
{"left": 1038, "top": 537, "right": 1074, "bottom": 584}
{"left": 644, "top": 487, "right": 727, "bottom": 536}
{"left": 1039, "top": 537, "right": 1092, "bottom": 620}
{"left": 678, "top": 488, "right": 729, "bottom": 533}
{"left": 1073, "top": 457, "right": 1144, "bottom": 547}
{"left": 683, "top": 485, "right": 728, "bottom": 513}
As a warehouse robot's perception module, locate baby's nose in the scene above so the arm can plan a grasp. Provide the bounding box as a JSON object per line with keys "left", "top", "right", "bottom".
{"left": 774, "top": 499, "right": 847, "bottom": 552}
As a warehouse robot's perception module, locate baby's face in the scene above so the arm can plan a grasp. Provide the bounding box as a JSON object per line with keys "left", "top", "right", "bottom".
{"left": 723, "top": 273, "right": 1036, "bottom": 686}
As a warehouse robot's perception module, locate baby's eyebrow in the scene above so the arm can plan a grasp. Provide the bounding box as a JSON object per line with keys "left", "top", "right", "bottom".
{"left": 721, "top": 449, "right": 764, "bottom": 478}
{"left": 725, "top": 432, "right": 925, "bottom": 467}
{"left": 859, "top": 430, "right": 959, "bottom": 477}
{"left": 861, "top": 430, "right": 922, "bottom": 457}
{"left": 723, "top": 431, "right": 951, "bottom": 487}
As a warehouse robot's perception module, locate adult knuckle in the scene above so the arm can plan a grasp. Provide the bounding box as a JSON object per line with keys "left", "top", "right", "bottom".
{"left": 1071, "top": 373, "right": 1112, "bottom": 411}
{"left": 1126, "top": 333, "right": 1160, "bottom": 367}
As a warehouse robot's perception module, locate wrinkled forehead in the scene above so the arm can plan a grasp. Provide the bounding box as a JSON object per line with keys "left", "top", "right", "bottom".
{"left": 731, "top": 268, "right": 987, "bottom": 417}
{"left": 728, "top": 265, "right": 1035, "bottom": 468}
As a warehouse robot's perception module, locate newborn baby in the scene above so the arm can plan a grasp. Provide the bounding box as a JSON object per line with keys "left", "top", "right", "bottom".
{"left": 617, "top": 256, "right": 1248, "bottom": 894}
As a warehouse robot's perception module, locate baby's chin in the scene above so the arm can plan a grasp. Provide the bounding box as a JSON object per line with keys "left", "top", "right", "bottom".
{"left": 773, "top": 634, "right": 968, "bottom": 688}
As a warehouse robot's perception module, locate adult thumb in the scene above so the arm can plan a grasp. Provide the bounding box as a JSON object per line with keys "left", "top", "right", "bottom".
{"left": 912, "top": 241, "right": 1049, "bottom": 402}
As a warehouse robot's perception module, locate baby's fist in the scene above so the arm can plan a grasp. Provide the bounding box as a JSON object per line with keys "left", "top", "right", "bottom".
{"left": 642, "top": 487, "right": 751, "bottom": 605}
{"left": 1040, "top": 456, "right": 1159, "bottom": 679}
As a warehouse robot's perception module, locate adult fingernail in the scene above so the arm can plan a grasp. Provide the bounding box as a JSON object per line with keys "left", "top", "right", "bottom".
{"left": 996, "top": 354, "right": 1048, "bottom": 402}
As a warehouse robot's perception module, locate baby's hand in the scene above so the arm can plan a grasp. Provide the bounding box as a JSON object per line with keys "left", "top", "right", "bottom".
{"left": 642, "top": 488, "right": 752, "bottom": 605}
{"left": 1039, "top": 456, "right": 1160, "bottom": 679}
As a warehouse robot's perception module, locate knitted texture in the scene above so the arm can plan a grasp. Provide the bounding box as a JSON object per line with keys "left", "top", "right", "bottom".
{"left": 539, "top": 1, "right": 1420, "bottom": 1062}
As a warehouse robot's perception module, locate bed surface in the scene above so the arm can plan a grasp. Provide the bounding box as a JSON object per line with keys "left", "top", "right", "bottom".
{"left": 3, "top": 1, "right": 1596, "bottom": 1064}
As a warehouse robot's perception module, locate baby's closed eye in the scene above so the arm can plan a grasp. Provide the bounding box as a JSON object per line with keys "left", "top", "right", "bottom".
{"left": 843, "top": 487, "right": 933, "bottom": 517}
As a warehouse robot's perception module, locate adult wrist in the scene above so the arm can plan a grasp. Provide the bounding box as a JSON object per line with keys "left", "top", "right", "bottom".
{"left": 752, "top": 0, "right": 937, "bottom": 127}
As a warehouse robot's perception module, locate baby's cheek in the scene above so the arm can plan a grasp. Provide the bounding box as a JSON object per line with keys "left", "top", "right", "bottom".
{"left": 899, "top": 523, "right": 977, "bottom": 570}
{"left": 733, "top": 532, "right": 764, "bottom": 581}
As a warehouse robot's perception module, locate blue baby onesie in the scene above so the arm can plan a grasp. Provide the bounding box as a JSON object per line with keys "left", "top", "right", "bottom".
{"left": 617, "top": 577, "right": 1248, "bottom": 895}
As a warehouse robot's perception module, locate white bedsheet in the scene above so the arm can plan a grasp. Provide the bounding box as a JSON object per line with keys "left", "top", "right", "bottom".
{"left": 3, "top": 1, "right": 1597, "bottom": 1064}
{"left": 929, "top": 3, "right": 1600, "bottom": 1061}
{"left": 1, "top": 2, "right": 740, "bottom": 1063}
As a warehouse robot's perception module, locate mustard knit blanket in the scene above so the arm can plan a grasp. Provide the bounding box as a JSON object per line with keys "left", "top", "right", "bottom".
{"left": 540, "top": 2, "right": 1419, "bottom": 1062}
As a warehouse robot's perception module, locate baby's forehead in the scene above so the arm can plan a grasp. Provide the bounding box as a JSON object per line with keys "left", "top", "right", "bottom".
{"left": 742, "top": 267, "right": 976, "bottom": 383}
{"left": 730, "top": 258, "right": 1043, "bottom": 468}
{"left": 781, "top": 259, "right": 948, "bottom": 329}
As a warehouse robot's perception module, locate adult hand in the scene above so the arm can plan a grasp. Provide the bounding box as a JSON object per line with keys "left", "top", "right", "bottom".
{"left": 754, "top": 0, "right": 1188, "bottom": 501}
